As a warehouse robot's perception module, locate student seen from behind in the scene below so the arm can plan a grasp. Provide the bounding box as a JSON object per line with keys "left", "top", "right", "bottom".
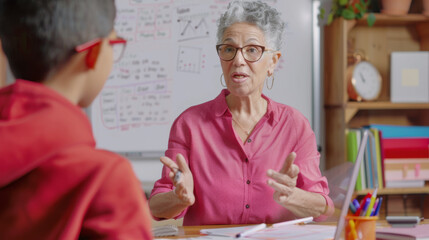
{"left": 0, "top": 0, "right": 152, "bottom": 239}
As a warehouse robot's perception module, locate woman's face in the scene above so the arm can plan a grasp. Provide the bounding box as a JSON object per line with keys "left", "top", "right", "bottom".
{"left": 219, "top": 22, "right": 279, "bottom": 97}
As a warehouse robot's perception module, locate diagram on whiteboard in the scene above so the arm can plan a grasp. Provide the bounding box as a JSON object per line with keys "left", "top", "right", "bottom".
{"left": 99, "top": 53, "right": 172, "bottom": 131}
{"left": 99, "top": 82, "right": 171, "bottom": 131}
{"left": 177, "top": 46, "right": 207, "bottom": 73}
{"left": 136, "top": 4, "right": 172, "bottom": 41}
{"left": 176, "top": 5, "right": 210, "bottom": 42}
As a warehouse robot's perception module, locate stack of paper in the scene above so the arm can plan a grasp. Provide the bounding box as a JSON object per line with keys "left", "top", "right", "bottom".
{"left": 376, "top": 224, "right": 429, "bottom": 240}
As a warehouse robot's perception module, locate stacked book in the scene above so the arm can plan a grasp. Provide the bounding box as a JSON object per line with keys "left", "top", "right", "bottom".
{"left": 346, "top": 125, "right": 429, "bottom": 190}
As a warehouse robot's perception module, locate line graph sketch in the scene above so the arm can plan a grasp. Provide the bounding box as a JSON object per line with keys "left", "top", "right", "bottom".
{"left": 176, "top": 5, "right": 210, "bottom": 42}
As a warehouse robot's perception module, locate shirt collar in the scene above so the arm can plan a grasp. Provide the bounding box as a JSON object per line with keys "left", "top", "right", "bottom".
{"left": 213, "top": 89, "right": 276, "bottom": 123}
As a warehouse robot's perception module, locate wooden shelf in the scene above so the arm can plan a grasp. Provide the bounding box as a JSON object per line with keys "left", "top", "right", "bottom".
{"left": 356, "top": 13, "right": 429, "bottom": 26}
{"left": 346, "top": 102, "right": 429, "bottom": 110}
{"left": 323, "top": 14, "right": 429, "bottom": 169}
{"left": 355, "top": 187, "right": 429, "bottom": 196}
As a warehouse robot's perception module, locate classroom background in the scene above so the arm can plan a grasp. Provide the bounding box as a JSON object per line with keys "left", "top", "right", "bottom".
{"left": 1, "top": 0, "right": 428, "bottom": 221}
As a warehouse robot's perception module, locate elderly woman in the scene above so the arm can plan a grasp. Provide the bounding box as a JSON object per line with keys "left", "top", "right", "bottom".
{"left": 149, "top": 0, "right": 333, "bottom": 225}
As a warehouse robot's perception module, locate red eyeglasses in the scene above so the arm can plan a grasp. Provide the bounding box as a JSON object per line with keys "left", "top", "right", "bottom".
{"left": 75, "top": 37, "right": 127, "bottom": 63}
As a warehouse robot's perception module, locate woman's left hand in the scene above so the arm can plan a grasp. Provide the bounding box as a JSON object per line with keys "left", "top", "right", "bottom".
{"left": 266, "top": 152, "right": 300, "bottom": 206}
{"left": 266, "top": 152, "right": 329, "bottom": 218}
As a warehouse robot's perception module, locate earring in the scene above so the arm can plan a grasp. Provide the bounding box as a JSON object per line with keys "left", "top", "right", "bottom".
{"left": 266, "top": 75, "right": 274, "bottom": 90}
{"left": 220, "top": 73, "right": 226, "bottom": 87}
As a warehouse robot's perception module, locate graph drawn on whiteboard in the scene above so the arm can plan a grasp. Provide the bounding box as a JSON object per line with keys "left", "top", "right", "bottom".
{"left": 177, "top": 46, "right": 207, "bottom": 73}
{"left": 177, "top": 6, "right": 210, "bottom": 42}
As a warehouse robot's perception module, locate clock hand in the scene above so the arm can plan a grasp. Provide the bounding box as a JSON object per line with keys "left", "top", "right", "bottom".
{"left": 359, "top": 72, "right": 366, "bottom": 83}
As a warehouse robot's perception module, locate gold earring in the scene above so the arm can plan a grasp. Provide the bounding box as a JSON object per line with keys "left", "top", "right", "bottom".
{"left": 220, "top": 73, "right": 226, "bottom": 87}
{"left": 266, "top": 75, "right": 274, "bottom": 90}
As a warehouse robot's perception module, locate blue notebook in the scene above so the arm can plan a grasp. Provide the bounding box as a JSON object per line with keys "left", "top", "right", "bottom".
{"left": 366, "top": 124, "right": 429, "bottom": 139}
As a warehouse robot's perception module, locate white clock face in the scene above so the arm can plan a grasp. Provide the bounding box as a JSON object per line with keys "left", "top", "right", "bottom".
{"left": 352, "top": 61, "right": 382, "bottom": 100}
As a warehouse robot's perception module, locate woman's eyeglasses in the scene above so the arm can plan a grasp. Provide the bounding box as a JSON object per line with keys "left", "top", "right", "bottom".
{"left": 75, "top": 37, "right": 127, "bottom": 62}
{"left": 216, "top": 44, "right": 274, "bottom": 62}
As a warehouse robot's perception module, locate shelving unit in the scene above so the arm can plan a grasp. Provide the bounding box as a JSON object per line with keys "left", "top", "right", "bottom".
{"left": 0, "top": 50, "right": 6, "bottom": 87}
{"left": 323, "top": 14, "right": 429, "bottom": 169}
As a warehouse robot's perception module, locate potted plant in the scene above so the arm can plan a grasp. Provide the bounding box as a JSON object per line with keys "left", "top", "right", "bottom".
{"left": 319, "top": 0, "right": 376, "bottom": 26}
{"left": 380, "top": 0, "right": 412, "bottom": 15}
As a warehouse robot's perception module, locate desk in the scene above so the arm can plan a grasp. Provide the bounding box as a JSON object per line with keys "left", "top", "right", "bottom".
{"left": 155, "top": 221, "right": 411, "bottom": 239}
{"left": 156, "top": 223, "right": 338, "bottom": 239}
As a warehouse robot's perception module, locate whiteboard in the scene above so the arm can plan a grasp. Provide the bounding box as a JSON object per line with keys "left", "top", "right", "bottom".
{"left": 90, "top": 0, "right": 313, "bottom": 155}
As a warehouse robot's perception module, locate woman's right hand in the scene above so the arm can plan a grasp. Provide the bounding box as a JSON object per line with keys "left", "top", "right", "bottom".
{"left": 160, "top": 153, "right": 195, "bottom": 206}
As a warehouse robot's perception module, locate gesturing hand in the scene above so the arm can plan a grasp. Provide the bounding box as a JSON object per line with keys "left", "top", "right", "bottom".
{"left": 160, "top": 153, "right": 195, "bottom": 206}
{"left": 266, "top": 152, "right": 300, "bottom": 205}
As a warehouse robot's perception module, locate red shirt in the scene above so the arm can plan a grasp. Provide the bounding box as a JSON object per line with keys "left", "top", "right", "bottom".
{"left": 151, "top": 89, "right": 333, "bottom": 225}
{"left": 0, "top": 80, "right": 152, "bottom": 239}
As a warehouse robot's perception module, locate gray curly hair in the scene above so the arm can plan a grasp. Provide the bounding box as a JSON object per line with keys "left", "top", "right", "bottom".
{"left": 216, "top": 0, "right": 285, "bottom": 50}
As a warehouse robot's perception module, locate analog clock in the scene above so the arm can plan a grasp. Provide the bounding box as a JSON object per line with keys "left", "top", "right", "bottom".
{"left": 347, "top": 61, "right": 382, "bottom": 101}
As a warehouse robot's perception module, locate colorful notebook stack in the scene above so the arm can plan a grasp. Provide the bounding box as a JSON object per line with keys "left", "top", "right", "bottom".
{"left": 346, "top": 124, "right": 429, "bottom": 190}
{"left": 346, "top": 128, "right": 382, "bottom": 190}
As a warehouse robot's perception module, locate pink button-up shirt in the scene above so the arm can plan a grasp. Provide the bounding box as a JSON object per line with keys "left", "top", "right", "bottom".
{"left": 150, "top": 89, "right": 333, "bottom": 225}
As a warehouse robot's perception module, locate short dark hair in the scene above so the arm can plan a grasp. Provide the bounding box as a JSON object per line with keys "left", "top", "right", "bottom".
{"left": 0, "top": 0, "right": 116, "bottom": 82}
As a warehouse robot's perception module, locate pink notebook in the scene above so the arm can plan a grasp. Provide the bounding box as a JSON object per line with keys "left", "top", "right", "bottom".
{"left": 376, "top": 224, "right": 429, "bottom": 240}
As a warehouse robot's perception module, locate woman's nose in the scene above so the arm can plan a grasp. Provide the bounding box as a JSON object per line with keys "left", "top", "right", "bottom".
{"left": 233, "top": 49, "right": 246, "bottom": 66}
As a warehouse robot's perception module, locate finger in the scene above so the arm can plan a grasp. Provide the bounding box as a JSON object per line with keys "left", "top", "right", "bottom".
{"left": 175, "top": 153, "right": 191, "bottom": 173}
{"left": 279, "top": 152, "right": 296, "bottom": 175}
{"left": 288, "top": 164, "right": 300, "bottom": 178}
{"left": 267, "top": 179, "right": 294, "bottom": 197}
{"left": 266, "top": 169, "right": 296, "bottom": 187}
{"left": 160, "top": 156, "right": 179, "bottom": 172}
{"left": 273, "top": 191, "right": 288, "bottom": 203}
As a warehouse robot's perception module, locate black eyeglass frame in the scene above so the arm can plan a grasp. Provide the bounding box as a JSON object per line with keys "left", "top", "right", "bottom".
{"left": 215, "top": 44, "right": 275, "bottom": 62}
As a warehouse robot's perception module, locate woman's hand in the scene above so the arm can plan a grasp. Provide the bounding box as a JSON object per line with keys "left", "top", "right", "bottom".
{"left": 266, "top": 152, "right": 299, "bottom": 205}
{"left": 160, "top": 153, "right": 195, "bottom": 206}
{"left": 266, "top": 152, "right": 328, "bottom": 218}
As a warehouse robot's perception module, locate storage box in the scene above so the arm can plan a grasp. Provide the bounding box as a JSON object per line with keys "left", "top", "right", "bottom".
{"left": 391, "top": 51, "right": 429, "bottom": 103}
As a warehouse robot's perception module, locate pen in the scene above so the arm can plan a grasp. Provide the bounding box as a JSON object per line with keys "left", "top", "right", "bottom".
{"left": 372, "top": 197, "right": 383, "bottom": 216}
{"left": 349, "top": 202, "right": 356, "bottom": 214}
{"left": 174, "top": 169, "right": 182, "bottom": 182}
{"left": 352, "top": 199, "right": 360, "bottom": 210}
{"left": 360, "top": 198, "right": 371, "bottom": 216}
{"left": 366, "top": 188, "right": 378, "bottom": 216}
{"left": 370, "top": 198, "right": 379, "bottom": 216}
{"left": 355, "top": 192, "right": 371, "bottom": 216}
{"left": 235, "top": 223, "right": 266, "bottom": 238}
{"left": 272, "top": 217, "right": 313, "bottom": 228}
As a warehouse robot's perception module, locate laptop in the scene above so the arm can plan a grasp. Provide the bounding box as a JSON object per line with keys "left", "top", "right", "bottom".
{"left": 332, "top": 129, "right": 370, "bottom": 240}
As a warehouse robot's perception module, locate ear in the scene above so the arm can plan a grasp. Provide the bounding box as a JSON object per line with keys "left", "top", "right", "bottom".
{"left": 268, "top": 51, "right": 281, "bottom": 76}
{"left": 85, "top": 43, "right": 102, "bottom": 69}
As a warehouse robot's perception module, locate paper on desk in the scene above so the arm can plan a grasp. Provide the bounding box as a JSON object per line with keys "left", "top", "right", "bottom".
{"left": 251, "top": 224, "right": 335, "bottom": 240}
{"left": 158, "top": 236, "right": 253, "bottom": 240}
{"left": 200, "top": 226, "right": 253, "bottom": 237}
{"left": 200, "top": 224, "right": 336, "bottom": 240}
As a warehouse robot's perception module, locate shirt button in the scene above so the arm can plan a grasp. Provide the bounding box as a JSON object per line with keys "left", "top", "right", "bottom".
{"left": 246, "top": 204, "right": 250, "bottom": 209}
{"left": 247, "top": 138, "right": 252, "bottom": 143}
{"left": 246, "top": 180, "right": 251, "bottom": 184}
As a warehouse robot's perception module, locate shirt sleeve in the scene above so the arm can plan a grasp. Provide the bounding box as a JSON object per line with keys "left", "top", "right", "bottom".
{"left": 149, "top": 115, "right": 191, "bottom": 220}
{"left": 291, "top": 109, "right": 334, "bottom": 221}
{"left": 80, "top": 157, "right": 153, "bottom": 239}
